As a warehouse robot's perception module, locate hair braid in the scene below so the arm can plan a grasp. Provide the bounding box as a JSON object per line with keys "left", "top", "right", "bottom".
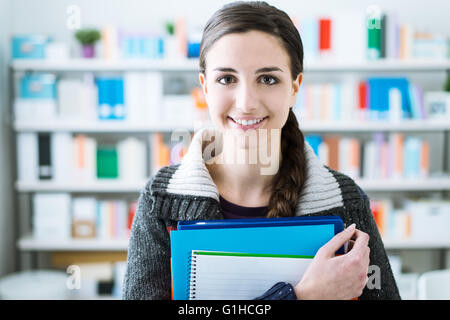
{"left": 266, "top": 110, "right": 306, "bottom": 218}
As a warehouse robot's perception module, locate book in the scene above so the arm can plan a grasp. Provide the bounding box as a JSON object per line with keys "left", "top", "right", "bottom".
{"left": 318, "top": 18, "right": 332, "bottom": 58}
{"left": 57, "top": 75, "right": 97, "bottom": 121}
{"left": 33, "top": 193, "right": 71, "bottom": 240}
{"left": 51, "top": 132, "right": 73, "bottom": 182}
{"left": 38, "top": 133, "right": 52, "bottom": 180}
{"left": 72, "top": 197, "right": 97, "bottom": 239}
{"left": 73, "top": 134, "right": 97, "bottom": 182}
{"left": 96, "top": 145, "right": 118, "bottom": 179}
{"left": 188, "top": 250, "right": 313, "bottom": 300}
{"left": 124, "top": 72, "right": 163, "bottom": 126}
{"left": 16, "top": 133, "right": 38, "bottom": 182}
{"left": 171, "top": 216, "right": 344, "bottom": 300}
{"left": 367, "top": 11, "right": 382, "bottom": 60}
{"left": 96, "top": 77, "right": 125, "bottom": 120}
{"left": 117, "top": 137, "right": 147, "bottom": 181}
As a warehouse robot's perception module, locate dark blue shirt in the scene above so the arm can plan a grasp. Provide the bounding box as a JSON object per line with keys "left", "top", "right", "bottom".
{"left": 219, "top": 195, "right": 268, "bottom": 219}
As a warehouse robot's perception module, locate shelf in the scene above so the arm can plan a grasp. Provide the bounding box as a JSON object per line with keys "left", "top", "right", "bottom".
{"left": 356, "top": 178, "right": 450, "bottom": 192}
{"left": 10, "top": 58, "right": 200, "bottom": 72}
{"left": 13, "top": 120, "right": 213, "bottom": 133}
{"left": 304, "top": 59, "right": 450, "bottom": 72}
{"left": 15, "top": 178, "right": 450, "bottom": 193}
{"left": 11, "top": 58, "right": 450, "bottom": 72}
{"left": 15, "top": 180, "right": 148, "bottom": 193}
{"left": 17, "top": 234, "right": 450, "bottom": 251}
{"left": 383, "top": 238, "right": 450, "bottom": 250}
{"left": 301, "top": 120, "right": 450, "bottom": 132}
{"left": 18, "top": 235, "right": 129, "bottom": 251}
{"left": 13, "top": 119, "right": 450, "bottom": 133}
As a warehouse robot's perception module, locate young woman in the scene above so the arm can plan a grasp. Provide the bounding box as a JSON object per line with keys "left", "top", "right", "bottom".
{"left": 123, "top": 1, "right": 400, "bottom": 300}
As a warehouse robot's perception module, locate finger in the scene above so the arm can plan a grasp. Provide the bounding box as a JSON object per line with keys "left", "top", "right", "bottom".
{"left": 349, "top": 229, "right": 370, "bottom": 252}
{"left": 346, "top": 240, "right": 355, "bottom": 253}
{"left": 318, "top": 223, "right": 356, "bottom": 258}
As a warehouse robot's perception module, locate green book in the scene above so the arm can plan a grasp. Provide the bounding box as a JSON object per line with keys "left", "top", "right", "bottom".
{"left": 367, "top": 15, "right": 382, "bottom": 59}
{"left": 97, "top": 145, "right": 118, "bottom": 178}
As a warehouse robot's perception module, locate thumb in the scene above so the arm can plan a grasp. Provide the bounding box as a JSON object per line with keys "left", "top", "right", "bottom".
{"left": 317, "top": 223, "right": 356, "bottom": 258}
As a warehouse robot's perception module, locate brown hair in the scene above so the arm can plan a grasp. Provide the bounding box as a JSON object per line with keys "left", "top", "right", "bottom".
{"left": 199, "top": 1, "right": 306, "bottom": 218}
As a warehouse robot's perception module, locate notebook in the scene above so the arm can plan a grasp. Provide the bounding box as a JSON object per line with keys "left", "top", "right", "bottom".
{"left": 188, "top": 250, "right": 313, "bottom": 300}
{"left": 178, "top": 215, "right": 344, "bottom": 235}
{"left": 170, "top": 215, "right": 345, "bottom": 300}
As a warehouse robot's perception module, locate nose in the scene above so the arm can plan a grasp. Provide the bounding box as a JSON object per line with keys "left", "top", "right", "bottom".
{"left": 235, "top": 82, "right": 258, "bottom": 113}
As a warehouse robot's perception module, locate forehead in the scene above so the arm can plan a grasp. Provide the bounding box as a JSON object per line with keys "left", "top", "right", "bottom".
{"left": 205, "top": 30, "right": 290, "bottom": 72}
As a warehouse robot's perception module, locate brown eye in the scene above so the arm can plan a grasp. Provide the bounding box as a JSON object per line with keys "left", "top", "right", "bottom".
{"left": 259, "top": 75, "right": 277, "bottom": 85}
{"left": 218, "top": 75, "right": 236, "bottom": 85}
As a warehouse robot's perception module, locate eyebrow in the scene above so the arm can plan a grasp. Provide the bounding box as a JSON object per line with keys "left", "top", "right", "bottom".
{"left": 213, "top": 67, "right": 284, "bottom": 74}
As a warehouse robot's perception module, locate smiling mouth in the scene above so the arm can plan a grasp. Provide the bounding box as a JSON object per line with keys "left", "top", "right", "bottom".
{"left": 227, "top": 116, "right": 268, "bottom": 130}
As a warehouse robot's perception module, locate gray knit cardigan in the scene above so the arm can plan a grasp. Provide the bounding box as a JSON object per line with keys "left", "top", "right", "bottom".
{"left": 122, "top": 128, "right": 401, "bottom": 300}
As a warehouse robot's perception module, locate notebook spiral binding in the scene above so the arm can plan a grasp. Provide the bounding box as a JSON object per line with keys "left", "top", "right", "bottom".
{"left": 188, "top": 253, "right": 197, "bottom": 300}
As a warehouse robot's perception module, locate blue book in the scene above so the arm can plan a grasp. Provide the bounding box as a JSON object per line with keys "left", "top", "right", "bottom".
{"left": 12, "top": 35, "right": 49, "bottom": 59}
{"left": 305, "top": 135, "right": 323, "bottom": 157}
{"left": 299, "top": 19, "right": 318, "bottom": 62}
{"left": 170, "top": 216, "right": 344, "bottom": 300}
{"left": 178, "top": 215, "right": 344, "bottom": 233}
{"left": 404, "top": 137, "right": 421, "bottom": 178}
{"left": 368, "top": 77, "right": 411, "bottom": 120}
{"left": 334, "top": 84, "right": 342, "bottom": 121}
{"left": 20, "top": 74, "right": 57, "bottom": 99}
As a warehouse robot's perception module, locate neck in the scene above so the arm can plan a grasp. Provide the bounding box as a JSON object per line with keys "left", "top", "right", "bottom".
{"left": 205, "top": 129, "right": 282, "bottom": 207}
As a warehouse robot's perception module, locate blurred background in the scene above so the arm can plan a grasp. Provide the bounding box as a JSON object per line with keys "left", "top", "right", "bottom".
{"left": 0, "top": 0, "right": 450, "bottom": 300}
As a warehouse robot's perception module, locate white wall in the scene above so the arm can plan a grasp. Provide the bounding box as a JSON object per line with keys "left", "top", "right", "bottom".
{"left": 8, "top": 0, "right": 450, "bottom": 40}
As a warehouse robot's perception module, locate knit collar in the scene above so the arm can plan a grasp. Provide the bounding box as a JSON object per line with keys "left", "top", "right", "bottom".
{"left": 164, "top": 127, "right": 344, "bottom": 215}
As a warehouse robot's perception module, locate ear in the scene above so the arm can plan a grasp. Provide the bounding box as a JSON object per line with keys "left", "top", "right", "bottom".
{"left": 290, "top": 73, "right": 303, "bottom": 108}
{"left": 199, "top": 72, "right": 208, "bottom": 96}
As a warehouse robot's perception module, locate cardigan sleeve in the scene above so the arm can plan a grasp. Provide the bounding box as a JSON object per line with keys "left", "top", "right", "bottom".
{"left": 356, "top": 187, "right": 401, "bottom": 300}
{"left": 122, "top": 179, "right": 172, "bottom": 300}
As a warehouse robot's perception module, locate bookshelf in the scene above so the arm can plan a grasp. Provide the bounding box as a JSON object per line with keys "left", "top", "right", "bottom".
{"left": 10, "top": 58, "right": 450, "bottom": 252}
{"left": 11, "top": 58, "right": 450, "bottom": 72}
{"left": 18, "top": 234, "right": 129, "bottom": 252}
{"left": 15, "top": 180, "right": 148, "bottom": 193}
{"left": 17, "top": 235, "right": 450, "bottom": 252}
{"left": 13, "top": 119, "right": 450, "bottom": 133}
{"left": 14, "top": 177, "right": 450, "bottom": 193}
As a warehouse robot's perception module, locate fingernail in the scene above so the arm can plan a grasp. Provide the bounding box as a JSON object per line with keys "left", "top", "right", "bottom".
{"left": 346, "top": 223, "right": 356, "bottom": 231}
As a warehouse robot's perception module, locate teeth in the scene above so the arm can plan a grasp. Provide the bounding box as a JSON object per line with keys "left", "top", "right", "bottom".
{"left": 234, "top": 118, "right": 264, "bottom": 126}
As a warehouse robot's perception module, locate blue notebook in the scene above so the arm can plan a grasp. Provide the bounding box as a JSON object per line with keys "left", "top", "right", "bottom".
{"left": 178, "top": 215, "right": 344, "bottom": 234}
{"left": 170, "top": 215, "right": 344, "bottom": 300}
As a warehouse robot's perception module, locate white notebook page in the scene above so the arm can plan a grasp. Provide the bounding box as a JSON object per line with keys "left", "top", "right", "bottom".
{"left": 189, "top": 251, "right": 312, "bottom": 300}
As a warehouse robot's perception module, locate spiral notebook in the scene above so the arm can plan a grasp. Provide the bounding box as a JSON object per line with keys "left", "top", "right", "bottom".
{"left": 188, "top": 250, "right": 313, "bottom": 300}
{"left": 171, "top": 216, "right": 345, "bottom": 300}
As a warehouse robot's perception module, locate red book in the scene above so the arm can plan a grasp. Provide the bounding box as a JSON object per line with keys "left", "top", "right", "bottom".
{"left": 319, "top": 18, "right": 331, "bottom": 51}
{"left": 127, "top": 201, "right": 137, "bottom": 236}
{"left": 358, "top": 81, "right": 368, "bottom": 111}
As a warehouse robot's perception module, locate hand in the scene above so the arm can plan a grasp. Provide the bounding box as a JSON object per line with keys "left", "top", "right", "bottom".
{"left": 294, "top": 223, "right": 370, "bottom": 300}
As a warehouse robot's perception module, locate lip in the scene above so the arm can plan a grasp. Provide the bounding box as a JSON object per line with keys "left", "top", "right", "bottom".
{"left": 228, "top": 116, "right": 268, "bottom": 131}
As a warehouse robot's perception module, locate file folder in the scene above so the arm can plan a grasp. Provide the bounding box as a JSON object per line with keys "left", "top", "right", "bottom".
{"left": 170, "top": 215, "right": 344, "bottom": 300}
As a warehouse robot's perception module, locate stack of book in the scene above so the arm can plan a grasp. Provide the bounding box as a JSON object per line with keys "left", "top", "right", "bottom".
{"left": 370, "top": 198, "right": 450, "bottom": 241}
{"left": 293, "top": 77, "right": 427, "bottom": 123}
{"left": 32, "top": 193, "right": 137, "bottom": 241}
{"left": 16, "top": 133, "right": 148, "bottom": 183}
{"left": 306, "top": 133, "right": 429, "bottom": 180}
{"left": 14, "top": 72, "right": 207, "bottom": 127}
{"left": 297, "top": 11, "right": 449, "bottom": 62}
{"left": 170, "top": 216, "right": 344, "bottom": 300}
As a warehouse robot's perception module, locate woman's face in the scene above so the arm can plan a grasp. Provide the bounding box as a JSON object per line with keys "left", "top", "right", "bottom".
{"left": 199, "top": 30, "right": 302, "bottom": 150}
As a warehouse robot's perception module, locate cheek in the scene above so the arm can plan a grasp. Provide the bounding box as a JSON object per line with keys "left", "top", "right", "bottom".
{"left": 261, "top": 89, "right": 290, "bottom": 116}
{"left": 207, "top": 86, "right": 234, "bottom": 115}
